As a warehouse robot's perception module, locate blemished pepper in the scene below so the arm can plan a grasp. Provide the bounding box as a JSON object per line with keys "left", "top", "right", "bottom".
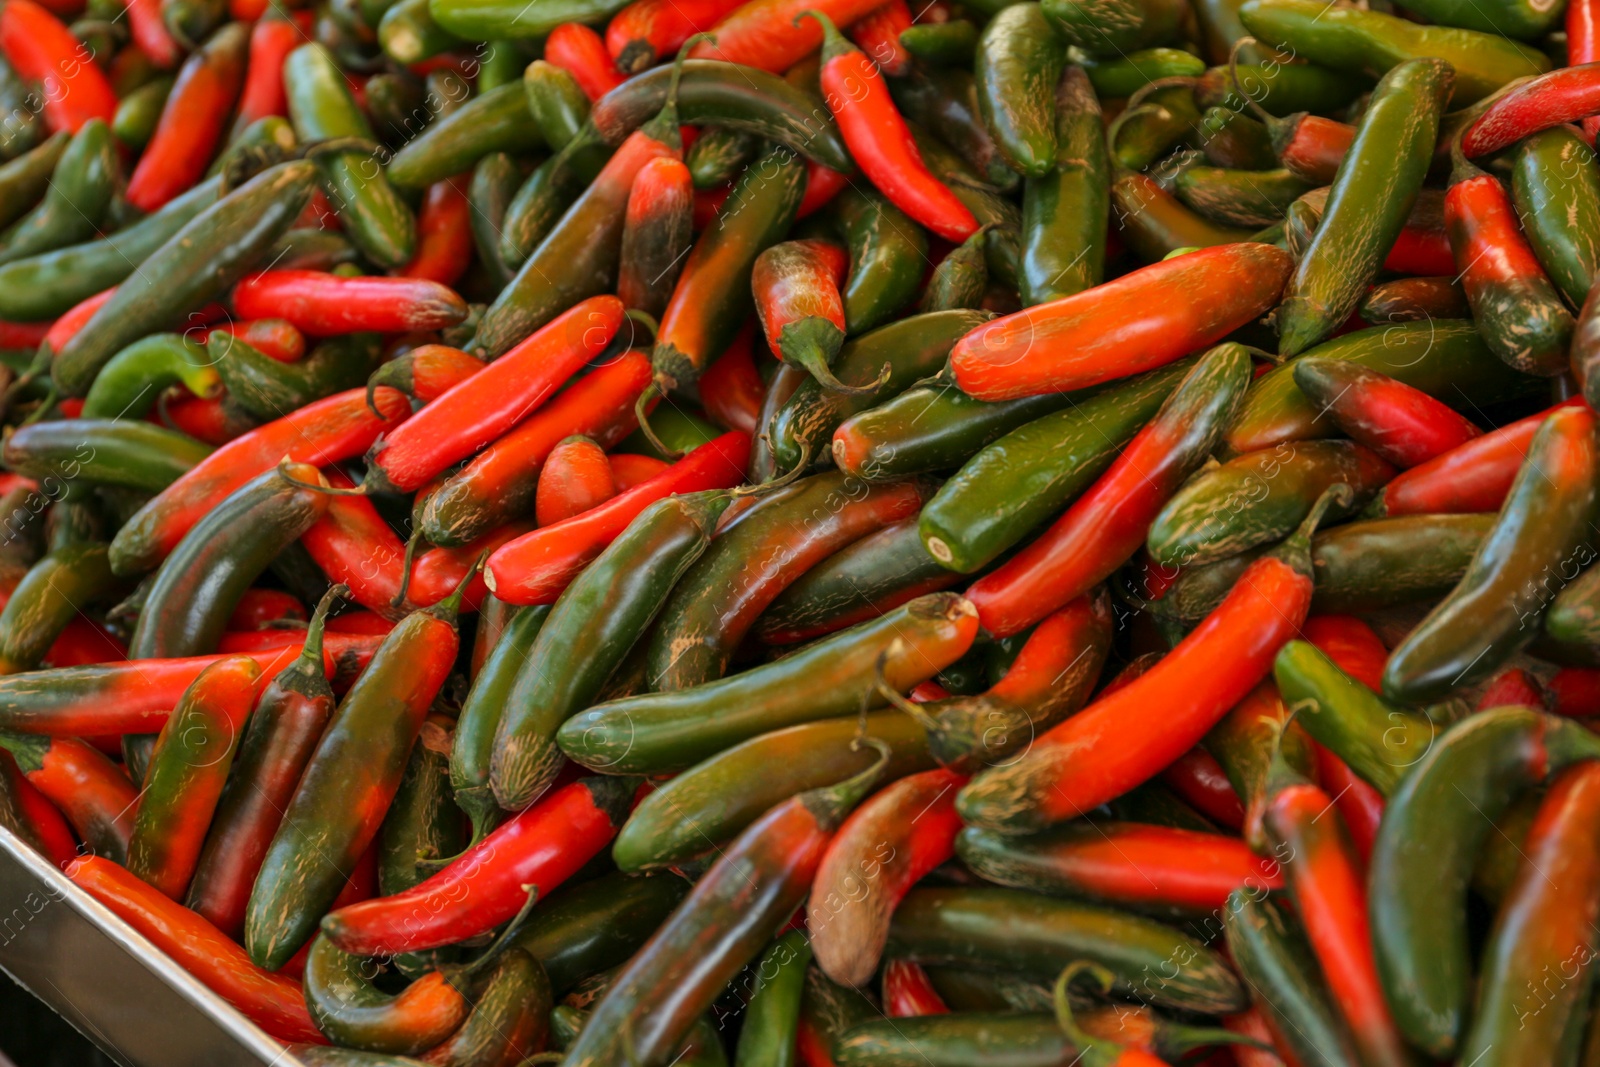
{"left": 1289, "top": 357, "right": 1482, "bottom": 468}
{"left": 0, "top": 732, "right": 136, "bottom": 862}
{"left": 751, "top": 238, "right": 855, "bottom": 391}
{"left": 1510, "top": 125, "right": 1600, "bottom": 309}
{"left": 618, "top": 155, "right": 694, "bottom": 319}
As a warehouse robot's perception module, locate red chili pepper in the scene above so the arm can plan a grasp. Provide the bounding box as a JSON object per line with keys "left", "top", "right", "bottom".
{"left": 752, "top": 238, "right": 854, "bottom": 389}
{"left": 606, "top": 0, "right": 746, "bottom": 71}
{"left": 883, "top": 959, "right": 949, "bottom": 1017}
{"left": 697, "top": 320, "right": 765, "bottom": 435}
{"left": 2, "top": 752, "right": 78, "bottom": 867}
{"left": 691, "top": 0, "right": 886, "bottom": 71}
{"left": 1292, "top": 358, "right": 1482, "bottom": 468}
{"left": 536, "top": 435, "right": 617, "bottom": 526}
{"left": 1548, "top": 667, "right": 1600, "bottom": 717}
{"left": 1368, "top": 398, "right": 1588, "bottom": 517}
{"left": 609, "top": 451, "right": 671, "bottom": 489}
{"left": 547, "top": 22, "right": 628, "bottom": 100}
{"left": 849, "top": 0, "right": 912, "bottom": 75}
{"left": 619, "top": 155, "right": 694, "bottom": 318}
{"left": 325, "top": 611, "right": 396, "bottom": 636}
{"left": 1384, "top": 221, "right": 1455, "bottom": 276}
{"left": 798, "top": 161, "right": 850, "bottom": 219}
{"left": 693, "top": 182, "right": 733, "bottom": 229}
{"left": 231, "top": 271, "right": 469, "bottom": 336}
{"left": 1477, "top": 667, "right": 1545, "bottom": 709}
{"left": 1278, "top": 114, "right": 1355, "bottom": 185}
{"left": 1310, "top": 743, "right": 1382, "bottom": 864}
{"left": 366, "top": 296, "right": 624, "bottom": 494}
{"left": 67, "top": 856, "right": 326, "bottom": 1044}
{"left": 227, "top": 589, "right": 307, "bottom": 631}
{"left": 392, "top": 344, "right": 485, "bottom": 402}
{"left": 124, "top": 0, "right": 179, "bottom": 68}
{"left": 959, "top": 491, "right": 1339, "bottom": 831}
{"left": 1224, "top": 1010, "right": 1293, "bottom": 1067}
{"left": 159, "top": 396, "right": 240, "bottom": 446}
{"left": 235, "top": 15, "right": 306, "bottom": 129}
{"left": 126, "top": 24, "right": 248, "bottom": 213}
{"left": 203, "top": 318, "right": 307, "bottom": 363}
{"left": 950, "top": 244, "right": 1292, "bottom": 401}
{"left": 1573, "top": 0, "right": 1600, "bottom": 140}
{"left": 407, "top": 521, "right": 533, "bottom": 610}
{"left": 811, "top": 12, "right": 975, "bottom": 243}
{"left": 0, "top": 320, "right": 52, "bottom": 350}
{"left": 1160, "top": 747, "right": 1247, "bottom": 832}
{"left": 301, "top": 470, "right": 409, "bottom": 615}
{"left": 0, "top": 0, "right": 117, "bottom": 133}
{"left": 113, "top": 386, "right": 411, "bottom": 574}
{"left": 215, "top": 631, "right": 383, "bottom": 688}
{"left": 395, "top": 179, "right": 474, "bottom": 287}
{"left": 1264, "top": 777, "right": 1412, "bottom": 1067}
{"left": 1463, "top": 64, "right": 1600, "bottom": 157}
{"left": 486, "top": 430, "right": 750, "bottom": 604}
{"left": 808, "top": 767, "right": 966, "bottom": 986}
{"left": 321, "top": 777, "right": 633, "bottom": 956}
{"left": 418, "top": 349, "right": 652, "bottom": 547}
{"left": 43, "top": 288, "right": 115, "bottom": 354}
{"left": 0, "top": 734, "right": 136, "bottom": 863}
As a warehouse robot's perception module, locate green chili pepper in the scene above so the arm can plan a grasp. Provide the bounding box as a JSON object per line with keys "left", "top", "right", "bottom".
{"left": 734, "top": 930, "right": 813, "bottom": 1067}
{"left": 1195, "top": 61, "right": 1366, "bottom": 117}
{"left": 377, "top": 715, "right": 467, "bottom": 897}
{"left": 825, "top": 188, "right": 930, "bottom": 335}
{"left": 386, "top": 82, "right": 539, "bottom": 189}
{"left": 1391, "top": 0, "right": 1559, "bottom": 40}
{"left": 510, "top": 871, "right": 689, "bottom": 995}
{"left": 211, "top": 333, "right": 384, "bottom": 421}
{"left": 524, "top": 59, "right": 590, "bottom": 151}
{"left": 1510, "top": 125, "right": 1600, "bottom": 310}
{"left": 1174, "top": 163, "right": 1312, "bottom": 227}
{"left": 0, "top": 120, "right": 116, "bottom": 268}
{"left": 302, "top": 934, "right": 471, "bottom": 1054}
{"left": 921, "top": 228, "right": 989, "bottom": 312}
{"left": 975, "top": 4, "right": 1066, "bottom": 179}
{"left": 1081, "top": 48, "right": 1206, "bottom": 97}
{"left": 1044, "top": 0, "right": 1183, "bottom": 55}
{"left": 0, "top": 544, "right": 124, "bottom": 674}
{"left": 891, "top": 66, "right": 1019, "bottom": 193}
{"left": 428, "top": 0, "right": 631, "bottom": 40}
{"left": 686, "top": 126, "right": 760, "bottom": 189}
{"left": 112, "top": 75, "right": 174, "bottom": 149}
{"left": 467, "top": 150, "right": 522, "bottom": 289}
{"left": 1022, "top": 66, "right": 1108, "bottom": 305}
{"left": 0, "top": 131, "right": 66, "bottom": 231}
{"left": 900, "top": 20, "right": 978, "bottom": 66}
{"left": 907, "top": 128, "right": 1022, "bottom": 290}
{"left": 2, "top": 420, "right": 211, "bottom": 493}
{"left": 378, "top": 0, "right": 463, "bottom": 64}
{"left": 77, "top": 334, "right": 220, "bottom": 420}
{"left": 1197, "top": 105, "right": 1278, "bottom": 169}
{"left": 496, "top": 141, "right": 611, "bottom": 268}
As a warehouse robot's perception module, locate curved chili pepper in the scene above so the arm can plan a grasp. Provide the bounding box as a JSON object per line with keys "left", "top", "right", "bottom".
{"left": 323, "top": 776, "right": 633, "bottom": 957}
{"left": 1573, "top": 0, "right": 1600, "bottom": 140}
{"left": 547, "top": 22, "right": 627, "bottom": 100}
{"left": 303, "top": 934, "right": 472, "bottom": 1054}
{"left": 186, "top": 589, "right": 343, "bottom": 939}
{"left": 689, "top": 0, "right": 884, "bottom": 71}
{"left": 245, "top": 573, "right": 473, "bottom": 971}
{"left": 752, "top": 238, "right": 853, "bottom": 392}
{"left": 368, "top": 345, "right": 484, "bottom": 409}
{"left": 231, "top": 271, "right": 468, "bottom": 337}
{"left": 564, "top": 748, "right": 889, "bottom": 1066}
{"left": 1385, "top": 406, "right": 1598, "bottom": 702}
{"left": 731, "top": 929, "right": 813, "bottom": 1063}
{"left": 809, "top": 12, "right": 975, "bottom": 243}
{"left": 950, "top": 243, "right": 1288, "bottom": 401}
{"left": 395, "top": 179, "right": 474, "bottom": 287}
{"left": 68, "top": 856, "right": 324, "bottom": 1043}
{"left": 0, "top": 733, "right": 134, "bottom": 862}
{"left": 968, "top": 344, "right": 1249, "bottom": 638}
{"left": 618, "top": 155, "right": 693, "bottom": 319}
{"left": 1198, "top": 679, "right": 1313, "bottom": 851}
{"left": 1159, "top": 747, "right": 1246, "bottom": 832}
{"left": 0, "top": 543, "right": 123, "bottom": 674}
{"left": 485, "top": 431, "right": 749, "bottom": 605}
{"left": 607, "top": 0, "right": 743, "bottom": 71}
{"left": 301, "top": 472, "right": 408, "bottom": 616}
{"left": 127, "top": 23, "right": 247, "bottom": 213}
{"left": 1510, "top": 126, "right": 1600, "bottom": 309}
{"left": 119, "top": 655, "right": 257, "bottom": 901}
{"left": 535, "top": 435, "right": 616, "bottom": 527}
{"left": 450, "top": 604, "right": 549, "bottom": 842}
{"left": 507, "top": 870, "right": 687, "bottom": 996}
{"left": 419, "top": 948, "right": 548, "bottom": 1067}
{"left": 0, "top": 0, "right": 117, "bottom": 134}
{"left": 1463, "top": 64, "right": 1600, "bottom": 158}
{"left": 231, "top": 15, "right": 302, "bottom": 136}
{"left": 1371, "top": 707, "right": 1600, "bottom": 1058}
{"left": 125, "top": 0, "right": 180, "bottom": 69}
{"left": 1290, "top": 357, "right": 1482, "bottom": 468}
{"left": 960, "top": 488, "right": 1343, "bottom": 833}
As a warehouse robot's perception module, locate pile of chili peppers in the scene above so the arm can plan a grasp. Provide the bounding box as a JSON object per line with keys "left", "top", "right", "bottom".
{"left": 7, "top": 0, "right": 1600, "bottom": 1061}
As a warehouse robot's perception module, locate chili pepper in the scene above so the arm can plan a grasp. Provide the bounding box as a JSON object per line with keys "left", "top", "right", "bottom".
{"left": 229, "top": 590, "right": 307, "bottom": 632}
{"left": 76, "top": 334, "right": 220, "bottom": 420}
{"left": 510, "top": 870, "right": 689, "bottom": 995}
{"left": 49, "top": 161, "right": 316, "bottom": 399}
{"left": 1510, "top": 125, "right": 1600, "bottom": 310}
{"left": 205, "top": 318, "right": 307, "bottom": 364}
{"left": 536, "top": 436, "right": 616, "bottom": 527}
{"left": 1476, "top": 666, "right": 1545, "bottom": 710}
{"left": 496, "top": 137, "right": 616, "bottom": 271}
{"left": 1020, "top": 67, "right": 1108, "bottom": 307}
{"left": 613, "top": 710, "right": 932, "bottom": 870}
{"left": 1223, "top": 890, "right": 1360, "bottom": 1067}
{"left": 961, "top": 488, "right": 1343, "bottom": 833}
{"left": 1371, "top": 707, "right": 1600, "bottom": 1057}
{"left": 1160, "top": 747, "right": 1247, "bottom": 831}
{"left": 0, "top": 733, "right": 133, "bottom": 861}
{"left": 1310, "top": 513, "right": 1496, "bottom": 614}
{"left": 303, "top": 934, "right": 474, "bottom": 1054}
{"left": 1239, "top": 0, "right": 1548, "bottom": 105}
{"left": 1193, "top": 679, "right": 1310, "bottom": 850}
{"left": 688, "top": 0, "right": 882, "bottom": 72}
{"left": 1226, "top": 320, "right": 1534, "bottom": 457}
{"left": 1462, "top": 65, "right": 1600, "bottom": 157}
{"left": 920, "top": 228, "right": 988, "bottom": 313}
{"left": 1548, "top": 667, "right": 1600, "bottom": 717}
{"left": 229, "top": 15, "right": 302, "bottom": 139}
{"left": 562, "top": 745, "right": 890, "bottom": 1066}
{"left": 374, "top": 0, "right": 462, "bottom": 64}
{"left": 127, "top": 465, "right": 330, "bottom": 664}
{"left": 609, "top": 453, "right": 671, "bottom": 490}
{"left": 0, "top": 0, "right": 118, "bottom": 134}
{"left": 125, "top": 655, "right": 260, "bottom": 899}
{"left": 418, "top": 948, "right": 548, "bottom": 1067}
{"left": 0, "top": 542, "right": 120, "bottom": 675}
{"left": 607, "top": 0, "right": 740, "bottom": 71}
{"left": 524, "top": 59, "right": 590, "bottom": 154}
{"left": 1172, "top": 163, "right": 1311, "bottom": 229}
{"left": 68, "top": 855, "right": 325, "bottom": 1043}
{"left": 618, "top": 155, "right": 694, "bottom": 319}
{"left": 484, "top": 431, "right": 749, "bottom": 605}
{"left": 244, "top": 571, "right": 473, "bottom": 970}
{"left": 126, "top": 23, "right": 247, "bottom": 213}
{"left": 882, "top": 959, "right": 948, "bottom": 1018}
{"left": 898, "top": 19, "right": 975, "bottom": 66}
{"left": 320, "top": 775, "right": 631, "bottom": 961}
{"left": 921, "top": 358, "right": 1193, "bottom": 574}
{"left": 0, "top": 749, "right": 78, "bottom": 867}
{"left": 547, "top": 22, "right": 626, "bottom": 101}
{"left": 969, "top": 344, "right": 1250, "bottom": 637}
{"left": 464, "top": 152, "right": 518, "bottom": 290}
{"left": 1545, "top": 558, "right": 1600, "bottom": 645}
{"left": 368, "top": 345, "right": 483, "bottom": 408}
{"left": 1358, "top": 275, "right": 1468, "bottom": 324}
{"left": 697, "top": 323, "right": 764, "bottom": 435}
{"left": 566, "top": 592, "right": 973, "bottom": 775}
{"left": 823, "top": 188, "right": 929, "bottom": 335}
{"left": 734, "top": 930, "right": 813, "bottom": 1064}
{"left": 301, "top": 474, "right": 407, "bottom": 617}
{"left": 1384, "top": 406, "right": 1598, "bottom": 702}
{"left": 1044, "top": 0, "right": 1182, "bottom": 54}
{"left": 473, "top": 78, "right": 683, "bottom": 359}
{"left": 970, "top": 5, "right": 1063, "bottom": 181}
{"left": 752, "top": 238, "right": 853, "bottom": 391}
{"left": 405, "top": 521, "right": 529, "bottom": 610}
{"left": 377, "top": 181, "right": 466, "bottom": 287}
{"left": 1195, "top": 106, "right": 1275, "bottom": 170}
{"left": 646, "top": 141, "right": 807, "bottom": 417}
{"left": 1274, "top": 61, "right": 1451, "bottom": 356}
{"left": 420, "top": 351, "right": 650, "bottom": 547}
{"left": 214, "top": 333, "right": 386, "bottom": 423}
{"left": 1291, "top": 357, "right": 1483, "bottom": 469}
{"left": 0, "top": 120, "right": 115, "bottom": 269}
{"left": 183, "top": 589, "right": 344, "bottom": 939}
{"left": 112, "top": 75, "right": 174, "bottom": 148}
{"left": 890, "top": 67, "right": 1017, "bottom": 196}
{"left": 749, "top": 363, "right": 807, "bottom": 482}
{"left": 0, "top": 132, "right": 65, "bottom": 231}
{"left": 231, "top": 272, "right": 468, "bottom": 337}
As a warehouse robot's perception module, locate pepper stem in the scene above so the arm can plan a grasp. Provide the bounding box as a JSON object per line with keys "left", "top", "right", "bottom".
{"left": 806, "top": 736, "right": 892, "bottom": 830}
{"left": 796, "top": 9, "right": 854, "bottom": 62}
{"left": 300, "top": 583, "right": 347, "bottom": 669}
{"left": 631, "top": 382, "right": 683, "bottom": 460}
{"left": 276, "top": 457, "right": 369, "bottom": 497}
{"left": 1269, "top": 482, "right": 1352, "bottom": 578}
{"left": 794, "top": 344, "right": 889, "bottom": 395}
{"left": 1127, "top": 75, "right": 1198, "bottom": 110}
{"left": 0, "top": 731, "right": 47, "bottom": 774}
{"left": 762, "top": 437, "right": 815, "bottom": 490}
{"left": 451, "top": 885, "right": 540, "bottom": 988}
{"left": 874, "top": 644, "right": 944, "bottom": 734}
{"left": 1227, "top": 37, "right": 1275, "bottom": 126}
{"left": 426, "top": 553, "right": 486, "bottom": 626}
{"left": 1447, "top": 127, "right": 1486, "bottom": 186}
{"left": 391, "top": 524, "right": 426, "bottom": 610}
{"left": 1052, "top": 962, "right": 1122, "bottom": 1066}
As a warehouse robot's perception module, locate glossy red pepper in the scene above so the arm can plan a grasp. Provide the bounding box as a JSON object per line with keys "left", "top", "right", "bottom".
{"left": 1384, "top": 221, "right": 1455, "bottom": 276}
{"left": 697, "top": 320, "right": 764, "bottom": 435}
{"left": 42, "top": 288, "right": 114, "bottom": 354}
{"left": 0, "top": 734, "right": 135, "bottom": 863}
{"left": 231, "top": 271, "right": 469, "bottom": 336}
{"left": 397, "top": 179, "right": 475, "bottom": 287}
{"left": 159, "top": 396, "right": 242, "bottom": 446}
{"left": 203, "top": 319, "right": 307, "bottom": 363}
{"left": 1367, "top": 397, "right": 1588, "bottom": 517}
{"left": 1477, "top": 667, "right": 1545, "bottom": 709}
{"left": 1572, "top": 0, "right": 1600, "bottom": 140}
{"left": 850, "top": 0, "right": 912, "bottom": 74}
{"left": 811, "top": 12, "right": 975, "bottom": 242}
{"left": 752, "top": 238, "right": 854, "bottom": 390}
{"left": 69, "top": 857, "right": 325, "bottom": 1043}
{"left": 690, "top": 0, "right": 885, "bottom": 71}
{"left": 1309, "top": 744, "right": 1382, "bottom": 864}
{"left": 0, "top": 0, "right": 117, "bottom": 133}
{"left": 301, "top": 470, "right": 409, "bottom": 615}
{"left": 126, "top": 24, "right": 247, "bottom": 212}
{"left": 1160, "top": 747, "right": 1247, "bottom": 832}
{"left": 2, "top": 752, "right": 78, "bottom": 868}
{"left": 0, "top": 320, "right": 52, "bottom": 350}
{"left": 366, "top": 296, "right": 624, "bottom": 494}
{"left": 485, "top": 430, "right": 750, "bottom": 604}
{"left": 1463, "top": 64, "right": 1600, "bottom": 157}
{"left": 607, "top": 0, "right": 746, "bottom": 71}
{"left": 1291, "top": 358, "right": 1483, "bottom": 468}
{"left": 609, "top": 452, "right": 671, "bottom": 489}
{"left": 125, "top": 0, "right": 179, "bottom": 69}
{"left": 950, "top": 244, "right": 1292, "bottom": 401}
{"left": 321, "top": 777, "right": 634, "bottom": 956}
{"left": 536, "top": 435, "right": 616, "bottom": 526}
{"left": 798, "top": 161, "right": 851, "bottom": 220}
{"left": 234, "top": 16, "right": 306, "bottom": 130}
{"left": 883, "top": 959, "right": 949, "bottom": 1017}
{"left": 407, "top": 521, "right": 533, "bottom": 609}
{"left": 1278, "top": 114, "right": 1355, "bottom": 185}
{"left": 1548, "top": 668, "right": 1600, "bottom": 717}
{"left": 547, "top": 22, "right": 627, "bottom": 100}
